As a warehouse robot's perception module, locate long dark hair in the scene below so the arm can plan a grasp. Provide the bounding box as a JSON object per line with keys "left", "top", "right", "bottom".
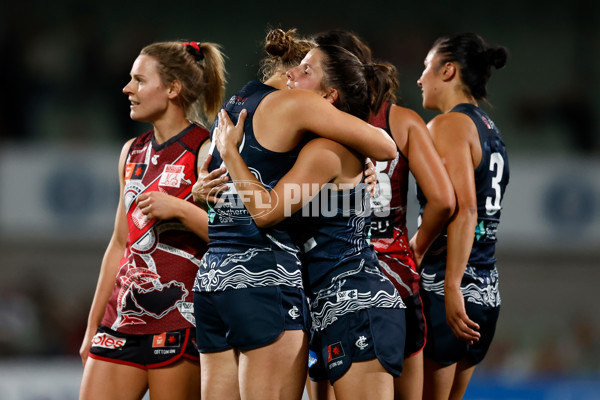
{"left": 317, "top": 44, "right": 397, "bottom": 121}
{"left": 314, "top": 30, "right": 399, "bottom": 111}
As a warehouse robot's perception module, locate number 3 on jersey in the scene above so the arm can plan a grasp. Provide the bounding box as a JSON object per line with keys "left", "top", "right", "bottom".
{"left": 485, "top": 152, "right": 504, "bottom": 216}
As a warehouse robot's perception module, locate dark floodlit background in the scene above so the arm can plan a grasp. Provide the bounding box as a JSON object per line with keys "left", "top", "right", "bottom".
{"left": 1, "top": 1, "right": 599, "bottom": 399}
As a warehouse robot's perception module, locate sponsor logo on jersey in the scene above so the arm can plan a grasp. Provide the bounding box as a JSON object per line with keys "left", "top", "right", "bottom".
{"left": 129, "top": 145, "right": 149, "bottom": 155}
{"left": 209, "top": 180, "right": 278, "bottom": 224}
{"left": 327, "top": 342, "right": 345, "bottom": 362}
{"left": 159, "top": 164, "right": 188, "bottom": 188}
{"left": 151, "top": 154, "right": 159, "bottom": 165}
{"left": 91, "top": 332, "right": 126, "bottom": 350}
{"left": 336, "top": 289, "right": 358, "bottom": 302}
{"left": 152, "top": 332, "right": 181, "bottom": 348}
{"left": 475, "top": 219, "right": 498, "bottom": 241}
{"left": 125, "top": 163, "right": 147, "bottom": 180}
{"left": 227, "top": 95, "right": 248, "bottom": 106}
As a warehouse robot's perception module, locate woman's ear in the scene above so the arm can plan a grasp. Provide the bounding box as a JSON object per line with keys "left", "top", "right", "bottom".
{"left": 441, "top": 62, "right": 456, "bottom": 82}
{"left": 323, "top": 88, "right": 338, "bottom": 104}
{"left": 168, "top": 80, "right": 182, "bottom": 99}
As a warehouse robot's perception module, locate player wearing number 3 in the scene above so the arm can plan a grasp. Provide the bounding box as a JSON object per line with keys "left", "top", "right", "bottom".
{"left": 416, "top": 32, "right": 510, "bottom": 400}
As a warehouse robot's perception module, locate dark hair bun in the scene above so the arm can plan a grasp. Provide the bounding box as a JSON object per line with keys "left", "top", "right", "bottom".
{"left": 487, "top": 46, "right": 508, "bottom": 69}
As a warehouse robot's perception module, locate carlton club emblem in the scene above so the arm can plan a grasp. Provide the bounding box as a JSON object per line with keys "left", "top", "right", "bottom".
{"left": 288, "top": 306, "right": 300, "bottom": 319}
{"left": 355, "top": 336, "right": 369, "bottom": 350}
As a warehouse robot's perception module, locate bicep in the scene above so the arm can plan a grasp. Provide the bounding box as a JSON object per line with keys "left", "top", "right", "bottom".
{"left": 197, "top": 139, "right": 211, "bottom": 174}
{"left": 407, "top": 121, "right": 454, "bottom": 202}
{"left": 292, "top": 96, "right": 395, "bottom": 160}
{"left": 268, "top": 142, "right": 340, "bottom": 220}
{"left": 113, "top": 139, "right": 133, "bottom": 247}
{"left": 430, "top": 120, "right": 476, "bottom": 208}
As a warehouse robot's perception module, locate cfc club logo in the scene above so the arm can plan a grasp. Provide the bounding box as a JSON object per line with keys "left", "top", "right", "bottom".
{"left": 355, "top": 336, "right": 369, "bottom": 350}
{"left": 288, "top": 306, "right": 300, "bottom": 319}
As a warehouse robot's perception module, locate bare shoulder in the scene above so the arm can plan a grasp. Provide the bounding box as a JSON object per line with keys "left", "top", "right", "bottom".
{"left": 389, "top": 104, "right": 428, "bottom": 150}
{"left": 119, "top": 138, "right": 135, "bottom": 163}
{"left": 428, "top": 112, "right": 478, "bottom": 158}
{"left": 390, "top": 105, "right": 428, "bottom": 134}
{"left": 117, "top": 138, "right": 136, "bottom": 180}
{"left": 301, "top": 137, "right": 347, "bottom": 156}
{"left": 428, "top": 112, "right": 474, "bottom": 138}
{"left": 390, "top": 104, "right": 426, "bottom": 125}
{"left": 262, "top": 89, "right": 323, "bottom": 108}
{"left": 258, "top": 89, "right": 328, "bottom": 122}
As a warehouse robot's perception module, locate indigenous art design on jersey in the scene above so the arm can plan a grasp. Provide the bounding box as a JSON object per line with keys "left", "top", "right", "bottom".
{"left": 310, "top": 258, "right": 405, "bottom": 332}
{"left": 103, "top": 125, "right": 208, "bottom": 335}
{"left": 193, "top": 247, "right": 303, "bottom": 292}
{"left": 420, "top": 265, "right": 500, "bottom": 308}
{"left": 195, "top": 80, "right": 304, "bottom": 293}
{"left": 377, "top": 255, "right": 421, "bottom": 297}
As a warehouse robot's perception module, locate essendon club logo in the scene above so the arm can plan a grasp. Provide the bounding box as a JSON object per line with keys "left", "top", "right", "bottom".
{"left": 327, "top": 342, "right": 345, "bottom": 362}
{"left": 91, "top": 332, "right": 126, "bottom": 350}
{"left": 159, "top": 164, "right": 186, "bottom": 188}
{"left": 152, "top": 332, "right": 181, "bottom": 348}
{"left": 125, "top": 163, "right": 147, "bottom": 180}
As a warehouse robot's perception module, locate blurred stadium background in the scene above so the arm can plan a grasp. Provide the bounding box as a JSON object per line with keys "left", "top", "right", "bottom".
{"left": 1, "top": 0, "right": 599, "bottom": 398}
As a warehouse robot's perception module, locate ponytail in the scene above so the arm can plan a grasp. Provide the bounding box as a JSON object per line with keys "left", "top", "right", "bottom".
{"left": 364, "top": 62, "right": 398, "bottom": 114}
{"left": 318, "top": 45, "right": 396, "bottom": 121}
{"left": 195, "top": 42, "right": 227, "bottom": 122}
{"left": 314, "top": 29, "right": 399, "bottom": 111}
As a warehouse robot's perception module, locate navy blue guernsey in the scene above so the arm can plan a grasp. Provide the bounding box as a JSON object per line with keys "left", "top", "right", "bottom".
{"left": 418, "top": 103, "right": 509, "bottom": 268}
{"left": 298, "top": 179, "right": 375, "bottom": 288}
{"left": 193, "top": 80, "right": 305, "bottom": 293}
{"left": 297, "top": 178, "right": 405, "bottom": 331}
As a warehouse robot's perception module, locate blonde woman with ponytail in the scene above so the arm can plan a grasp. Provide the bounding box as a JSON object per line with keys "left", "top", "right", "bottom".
{"left": 79, "top": 40, "right": 226, "bottom": 400}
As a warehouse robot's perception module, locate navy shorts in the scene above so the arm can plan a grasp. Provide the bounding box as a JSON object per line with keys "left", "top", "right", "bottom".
{"left": 308, "top": 307, "right": 405, "bottom": 384}
{"left": 88, "top": 325, "right": 199, "bottom": 369}
{"left": 421, "top": 263, "right": 500, "bottom": 366}
{"left": 403, "top": 291, "right": 426, "bottom": 358}
{"left": 194, "top": 285, "right": 310, "bottom": 353}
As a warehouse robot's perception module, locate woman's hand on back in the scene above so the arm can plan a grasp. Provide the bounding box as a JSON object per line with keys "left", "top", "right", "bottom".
{"left": 214, "top": 109, "right": 247, "bottom": 159}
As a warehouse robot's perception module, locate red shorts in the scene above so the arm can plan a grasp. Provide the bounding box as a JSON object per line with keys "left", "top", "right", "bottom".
{"left": 376, "top": 255, "right": 426, "bottom": 358}
{"left": 88, "top": 325, "right": 199, "bottom": 370}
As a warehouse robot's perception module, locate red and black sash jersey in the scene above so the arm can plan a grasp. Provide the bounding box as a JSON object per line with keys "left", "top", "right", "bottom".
{"left": 368, "top": 102, "right": 418, "bottom": 297}
{"left": 368, "top": 103, "right": 413, "bottom": 257}
{"left": 102, "top": 124, "right": 209, "bottom": 335}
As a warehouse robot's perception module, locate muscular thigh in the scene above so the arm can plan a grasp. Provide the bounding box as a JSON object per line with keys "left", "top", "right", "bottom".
{"left": 239, "top": 330, "right": 308, "bottom": 400}
{"left": 80, "top": 357, "right": 147, "bottom": 400}
{"left": 148, "top": 358, "right": 200, "bottom": 400}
